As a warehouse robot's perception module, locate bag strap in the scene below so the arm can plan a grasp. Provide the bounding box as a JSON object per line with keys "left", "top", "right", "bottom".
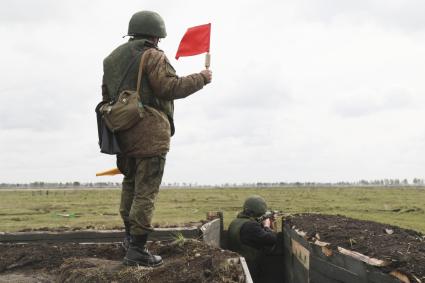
{"left": 136, "top": 51, "right": 148, "bottom": 94}
{"left": 114, "top": 55, "right": 138, "bottom": 101}
{"left": 113, "top": 42, "right": 149, "bottom": 100}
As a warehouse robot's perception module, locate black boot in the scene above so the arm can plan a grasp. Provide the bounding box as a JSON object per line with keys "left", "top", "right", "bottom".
{"left": 121, "top": 221, "right": 131, "bottom": 251}
{"left": 123, "top": 234, "right": 163, "bottom": 267}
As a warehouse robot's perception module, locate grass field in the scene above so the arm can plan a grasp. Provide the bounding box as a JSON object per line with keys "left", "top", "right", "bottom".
{"left": 0, "top": 187, "right": 424, "bottom": 233}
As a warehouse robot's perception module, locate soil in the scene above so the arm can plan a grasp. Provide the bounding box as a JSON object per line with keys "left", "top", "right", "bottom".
{"left": 0, "top": 240, "right": 244, "bottom": 283}
{"left": 286, "top": 213, "right": 425, "bottom": 281}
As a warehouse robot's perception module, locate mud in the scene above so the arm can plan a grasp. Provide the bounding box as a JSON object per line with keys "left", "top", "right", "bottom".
{"left": 0, "top": 240, "right": 244, "bottom": 283}
{"left": 286, "top": 213, "right": 425, "bottom": 281}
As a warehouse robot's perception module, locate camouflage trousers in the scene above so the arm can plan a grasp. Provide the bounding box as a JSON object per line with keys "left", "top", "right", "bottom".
{"left": 119, "top": 154, "right": 166, "bottom": 236}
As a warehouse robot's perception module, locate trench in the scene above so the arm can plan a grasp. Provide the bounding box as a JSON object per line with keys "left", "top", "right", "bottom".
{"left": 1, "top": 213, "right": 422, "bottom": 283}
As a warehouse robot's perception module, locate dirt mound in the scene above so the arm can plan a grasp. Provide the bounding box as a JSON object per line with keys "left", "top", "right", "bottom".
{"left": 0, "top": 242, "right": 124, "bottom": 273}
{"left": 286, "top": 213, "right": 425, "bottom": 281}
{"left": 0, "top": 240, "right": 244, "bottom": 283}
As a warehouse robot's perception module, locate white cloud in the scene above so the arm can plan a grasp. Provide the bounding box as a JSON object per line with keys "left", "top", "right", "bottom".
{"left": 292, "top": 0, "right": 425, "bottom": 31}
{"left": 332, "top": 87, "right": 414, "bottom": 117}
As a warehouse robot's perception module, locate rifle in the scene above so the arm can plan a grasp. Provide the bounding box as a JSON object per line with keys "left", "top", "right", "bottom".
{"left": 256, "top": 210, "right": 284, "bottom": 223}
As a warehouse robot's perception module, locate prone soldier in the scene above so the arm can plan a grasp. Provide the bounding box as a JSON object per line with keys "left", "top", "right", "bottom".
{"left": 228, "top": 195, "right": 284, "bottom": 282}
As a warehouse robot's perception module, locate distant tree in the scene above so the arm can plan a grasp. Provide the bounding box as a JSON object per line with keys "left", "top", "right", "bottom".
{"left": 412, "top": 178, "right": 424, "bottom": 185}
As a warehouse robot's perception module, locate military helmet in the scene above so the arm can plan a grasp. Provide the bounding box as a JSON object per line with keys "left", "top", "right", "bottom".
{"left": 243, "top": 195, "right": 267, "bottom": 217}
{"left": 127, "top": 11, "right": 167, "bottom": 38}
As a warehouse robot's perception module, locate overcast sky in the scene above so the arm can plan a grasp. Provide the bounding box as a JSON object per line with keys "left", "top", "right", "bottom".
{"left": 0, "top": 0, "right": 424, "bottom": 184}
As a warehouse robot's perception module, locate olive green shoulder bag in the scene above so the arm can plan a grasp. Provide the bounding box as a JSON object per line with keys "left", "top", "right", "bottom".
{"left": 100, "top": 52, "right": 147, "bottom": 133}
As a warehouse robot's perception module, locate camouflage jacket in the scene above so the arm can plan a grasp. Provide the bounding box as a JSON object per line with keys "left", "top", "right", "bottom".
{"left": 102, "top": 39, "right": 207, "bottom": 157}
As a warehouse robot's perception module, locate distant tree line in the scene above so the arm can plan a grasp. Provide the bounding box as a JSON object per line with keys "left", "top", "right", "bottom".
{"left": 0, "top": 182, "right": 121, "bottom": 189}
{"left": 0, "top": 178, "right": 424, "bottom": 189}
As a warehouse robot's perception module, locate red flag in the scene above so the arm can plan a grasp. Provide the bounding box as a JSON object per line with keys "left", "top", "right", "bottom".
{"left": 175, "top": 23, "right": 211, "bottom": 59}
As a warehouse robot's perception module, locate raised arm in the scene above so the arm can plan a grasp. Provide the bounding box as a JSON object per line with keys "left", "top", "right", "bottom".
{"left": 144, "top": 48, "right": 211, "bottom": 100}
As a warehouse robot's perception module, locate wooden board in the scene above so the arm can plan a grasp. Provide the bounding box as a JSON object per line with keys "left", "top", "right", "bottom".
{"left": 239, "top": 257, "right": 254, "bottom": 283}
{"left": 0, "top": 227, "right": 200, "bottom": 243}
{"left": 200, "top": 218, "right": 221, "bottom": 248}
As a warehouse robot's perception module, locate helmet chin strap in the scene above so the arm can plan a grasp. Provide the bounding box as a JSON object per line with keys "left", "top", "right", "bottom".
{"left": 151, "top": 38, "right": 160, "bottom": 46}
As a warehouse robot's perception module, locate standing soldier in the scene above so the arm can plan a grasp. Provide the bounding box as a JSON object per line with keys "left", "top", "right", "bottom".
{"left": 101, "top": 11, "right": 212, "bottom": 267}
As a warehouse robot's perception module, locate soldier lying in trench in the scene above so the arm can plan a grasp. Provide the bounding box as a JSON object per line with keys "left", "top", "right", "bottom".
{"left": 228, "top": 195, "right": 284, "bottom": 283}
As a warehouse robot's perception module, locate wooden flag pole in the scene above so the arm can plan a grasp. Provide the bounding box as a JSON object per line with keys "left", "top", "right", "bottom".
{"left": 205, "top": 52, "right": 211, "bottom": 69}
{"left": 96, "top": 168, "right": 121, "bottom": 176}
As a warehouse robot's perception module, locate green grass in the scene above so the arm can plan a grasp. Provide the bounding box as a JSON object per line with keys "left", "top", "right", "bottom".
{"left": 0, "top": 187, "right": 424, "bottom": 233}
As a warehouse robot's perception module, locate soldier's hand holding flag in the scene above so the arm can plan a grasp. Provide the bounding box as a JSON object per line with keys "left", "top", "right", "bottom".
{"left": 176, "top": 23, "right": 212, "bottom": 84}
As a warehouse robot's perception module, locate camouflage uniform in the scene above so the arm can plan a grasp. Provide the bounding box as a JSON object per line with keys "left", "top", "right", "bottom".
{"left": 102, "top": 38, "right": 208, "bottom": 236}
{"left": 228, "top": 196, "right": 284, "bottom": 283}
{"left": 119, "top": 154, "right": 166, "bottom": 235}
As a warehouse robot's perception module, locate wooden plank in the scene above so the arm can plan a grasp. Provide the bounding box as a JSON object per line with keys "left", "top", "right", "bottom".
{"left": 282, "top": 229, "right": 294, "bottom": 283}
{"left": 239, "top": 257, "right": 254, "bottom": 283}
{"left": 0, "top": 227, "right": 200, "bottom": 243}
{"left": 311, "top": 256, "right": 362, "bottom": 283}
{"left": 367, "top": 269, "right": 406, "bottom": 283}
{"left": 206, "top": 211, "right": 225, "bottom": 248}
{"left": 292, "top": 255, "right": 309, "bottom": 283}
{"left": 286, "top": 227, "right": 310, "bottom": 283}
{"left": 311, "top": 243, "right": 333, "bottom": 260}
{"left": 310, "top": 269, "right": 342, "bottom": 283}
{"left": 292, "top": 239, "right": 310, "bottom": 269}
{"left": 287, "top": 225, "right": 310, "bottom": 248}
{"left": 389, "top": 271, "right": 411, "bottom": 283}
{"left": 337, "top": 247, "right": 390, "bottom": 267}
{"left": 200, "top": 218, "right": 221, "bottom": 248}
